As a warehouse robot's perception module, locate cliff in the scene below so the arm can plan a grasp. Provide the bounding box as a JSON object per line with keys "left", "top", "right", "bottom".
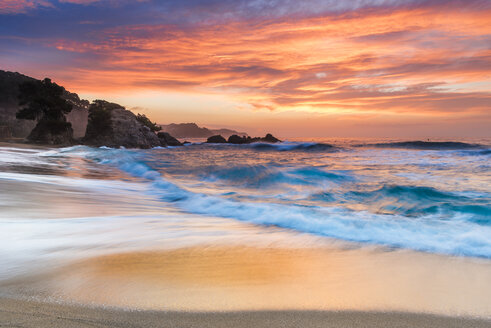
{"left": 0, "top": 70, "right": 89, "bottom": 139}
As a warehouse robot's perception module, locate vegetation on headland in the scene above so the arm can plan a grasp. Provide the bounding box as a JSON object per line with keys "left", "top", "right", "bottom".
{"left": 136, "top": 113, "right": 161, "bottom": 132}
{"left": 84, "top": 100, "right": 120, "bottom": 141}
{"left": 0, "top": 70, "right": 88, "bottom": 139}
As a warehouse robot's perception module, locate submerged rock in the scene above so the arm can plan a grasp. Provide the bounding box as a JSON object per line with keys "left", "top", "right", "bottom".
{"left": 206, "top": 135, "right": 227, "bottom": 143}
{"left": 158, "top": 132, "right": 182, "bottom": 146}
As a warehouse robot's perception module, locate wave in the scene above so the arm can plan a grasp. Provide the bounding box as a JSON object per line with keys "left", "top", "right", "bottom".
{"left": 361, "top": 141, "right": 484, "bottom": 150}
{"left": 250, "top": 142, "right": 335, "bottom": 152}
{"left": 201, "top": 165, "right": 353, "bottom": 188}
{"left": 459, "top": 149, "right": 491, "bottom": 156}
{"left": 53, "top": 146, "right": 491, "bottom": 258}
{"left": 346, "top": 185, "right": 491, "bottom": 222}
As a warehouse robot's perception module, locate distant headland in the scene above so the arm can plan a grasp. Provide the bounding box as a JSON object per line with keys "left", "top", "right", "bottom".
{"left": 161, "top": 123, "right": 248, "bottom": 139}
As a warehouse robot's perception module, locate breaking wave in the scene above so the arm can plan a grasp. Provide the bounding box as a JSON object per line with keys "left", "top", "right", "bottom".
{"left": 51, "top": 145, "right": 491, "bottom": 259}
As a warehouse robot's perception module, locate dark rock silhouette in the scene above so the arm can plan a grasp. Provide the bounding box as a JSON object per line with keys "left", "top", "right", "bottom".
{"left": 16, "top": 78, "right": 74, "bottom": 145}
{"left": 27, "top": 120, "right": 73, "bottom": 145}
{"left": 157, "top": 132, "right": 182, "bottom": 146}
{"left": 209, "top": 133, "right": 280, "bottom": 144}
{"left": 262, "top": 133, "right": 281, "bottom": 143}
{"left": 0, "top": 125, "right": 12, "bottom": 140}
{"left": 228, "top": 134, "right": 248, "bottom": 144}
{"left": 83, "top": 100, "right": 160, "bottom": 149}
{"left": 206, "top": 135, "right": 227, "bottom": 143}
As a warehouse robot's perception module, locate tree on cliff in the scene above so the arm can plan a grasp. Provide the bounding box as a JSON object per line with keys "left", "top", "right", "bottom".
{"left": 84, "top": 100, "right": 120, "bottom": 141}
{"left": 136, "top": 113, "right": 161, "bottom": 132}
{"left": 16, "top": 78, "right": 73, "bottom": 144}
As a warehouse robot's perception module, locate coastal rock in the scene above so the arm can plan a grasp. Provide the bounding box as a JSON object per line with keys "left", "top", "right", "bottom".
{"left": 157, "top": 132, "right": 182, "bottom": 146}
{"left": 208, "top": 133, "right": 281, "bottom": 145}
{"left": 66, "top": 108, "right": 88, "bottom": 139}
{"left": 206, "top": 135, "right": 227, "bottom": 143}
{"left": 0, "top": 125, "right": 12, "bottom": 140}
{"left": 84, "top": 100, "right": 160, "bottom": 149}
{"left": 228, "top": 134, "right": 248, "bottom": 144}
{"left": 27, "top": 119, "right": 73, "bottom": 145}
{"left": 262, "top": 133, "right": 280, "bottom": 143}
{"left": 227, "top": 133, "right": 281, "bottom": 144}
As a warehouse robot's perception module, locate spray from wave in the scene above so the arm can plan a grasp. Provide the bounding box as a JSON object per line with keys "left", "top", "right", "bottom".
{"left": 46, "top": 145, "right": 491, "bottom": 258}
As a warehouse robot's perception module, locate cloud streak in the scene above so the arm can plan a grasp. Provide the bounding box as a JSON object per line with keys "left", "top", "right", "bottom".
{"left": 0, "top": 0, "right": 489, "bottom": 136}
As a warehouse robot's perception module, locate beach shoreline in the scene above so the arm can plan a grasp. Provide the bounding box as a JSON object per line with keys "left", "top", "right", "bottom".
{"left": 1, "top": 142, "right": 490, "bottom": 325}
{"left": 1, "top": 297, "right": 490, "bottom": 328}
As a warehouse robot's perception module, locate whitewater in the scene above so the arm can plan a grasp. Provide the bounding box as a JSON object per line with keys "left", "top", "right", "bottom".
{"left": 0, "top": 138, "right": 490, "bottom": 282}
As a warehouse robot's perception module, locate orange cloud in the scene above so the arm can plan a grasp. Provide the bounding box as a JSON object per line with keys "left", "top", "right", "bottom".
{"left": 6, "top": 2, "right": 489, "bottom": 136}
{"left": 51, "top": 7, "right": 489, "bottom": 114}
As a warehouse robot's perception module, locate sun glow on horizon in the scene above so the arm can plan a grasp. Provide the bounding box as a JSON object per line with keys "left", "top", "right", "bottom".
{"left": 1, "top": 0, "right": 489, "bottom": 137}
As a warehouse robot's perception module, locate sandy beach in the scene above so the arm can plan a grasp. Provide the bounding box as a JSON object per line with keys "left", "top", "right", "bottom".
{"left": 1, "top": 143, "right": 490, "bottom": 327}
{"left": 2, "top": 0, "right": 491, "bottom": 324}
{"left": 1, "top": 297, "right": 490, "bottom": 328}
{"left": 2, "top": 246, "right": 491, "bottom": 315}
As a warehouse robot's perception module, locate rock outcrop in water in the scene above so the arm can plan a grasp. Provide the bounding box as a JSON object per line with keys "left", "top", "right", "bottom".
{"left": 207, "top": 133, "right": 281, "bottom": 144}
{"left": 157, "top": 132, "right": 182, "bottom": 146}
{"left": 206, "top": 135, "right": 227, "bottom": 143}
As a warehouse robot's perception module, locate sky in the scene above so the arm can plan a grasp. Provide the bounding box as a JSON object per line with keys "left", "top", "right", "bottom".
{"left": 0, "top": 0, "right": 490, "bottom": 138}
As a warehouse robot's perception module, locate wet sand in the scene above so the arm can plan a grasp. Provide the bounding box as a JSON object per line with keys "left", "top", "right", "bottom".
{"left": 1, "top": 297, "right": 490, "bottom": 328}
{"left": 3, "top": 246, "right": 491, "bottom": 316}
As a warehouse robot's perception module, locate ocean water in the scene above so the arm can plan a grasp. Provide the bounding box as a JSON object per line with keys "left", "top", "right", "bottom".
{"left": 0, "top": 138, "right": 490, "bottom": 282}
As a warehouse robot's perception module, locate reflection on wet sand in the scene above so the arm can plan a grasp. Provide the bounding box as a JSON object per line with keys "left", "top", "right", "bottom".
{"left": 18, "top": 246, "right": 491, "bottom": 316}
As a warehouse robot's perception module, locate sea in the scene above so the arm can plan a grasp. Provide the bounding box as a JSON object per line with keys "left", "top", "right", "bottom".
{"left": 0, "top": 137, "right": 490, "bottom": 313}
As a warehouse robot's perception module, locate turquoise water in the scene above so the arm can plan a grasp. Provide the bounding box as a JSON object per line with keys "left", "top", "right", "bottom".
{"left": 0, "top": 138, "right": 490, "bottom": 280}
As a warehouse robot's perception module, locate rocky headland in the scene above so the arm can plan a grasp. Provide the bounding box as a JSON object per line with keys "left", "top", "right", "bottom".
{"left": 1, "top": 70, "right": 280, "bottom": 149}
{"left": 0, "top": 71, "right": 183, "bottom": 148}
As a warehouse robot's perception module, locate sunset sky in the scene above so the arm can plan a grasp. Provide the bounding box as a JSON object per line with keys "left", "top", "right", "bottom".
{"left": 1, "top": 0, "right": 490, "bottom": 137}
